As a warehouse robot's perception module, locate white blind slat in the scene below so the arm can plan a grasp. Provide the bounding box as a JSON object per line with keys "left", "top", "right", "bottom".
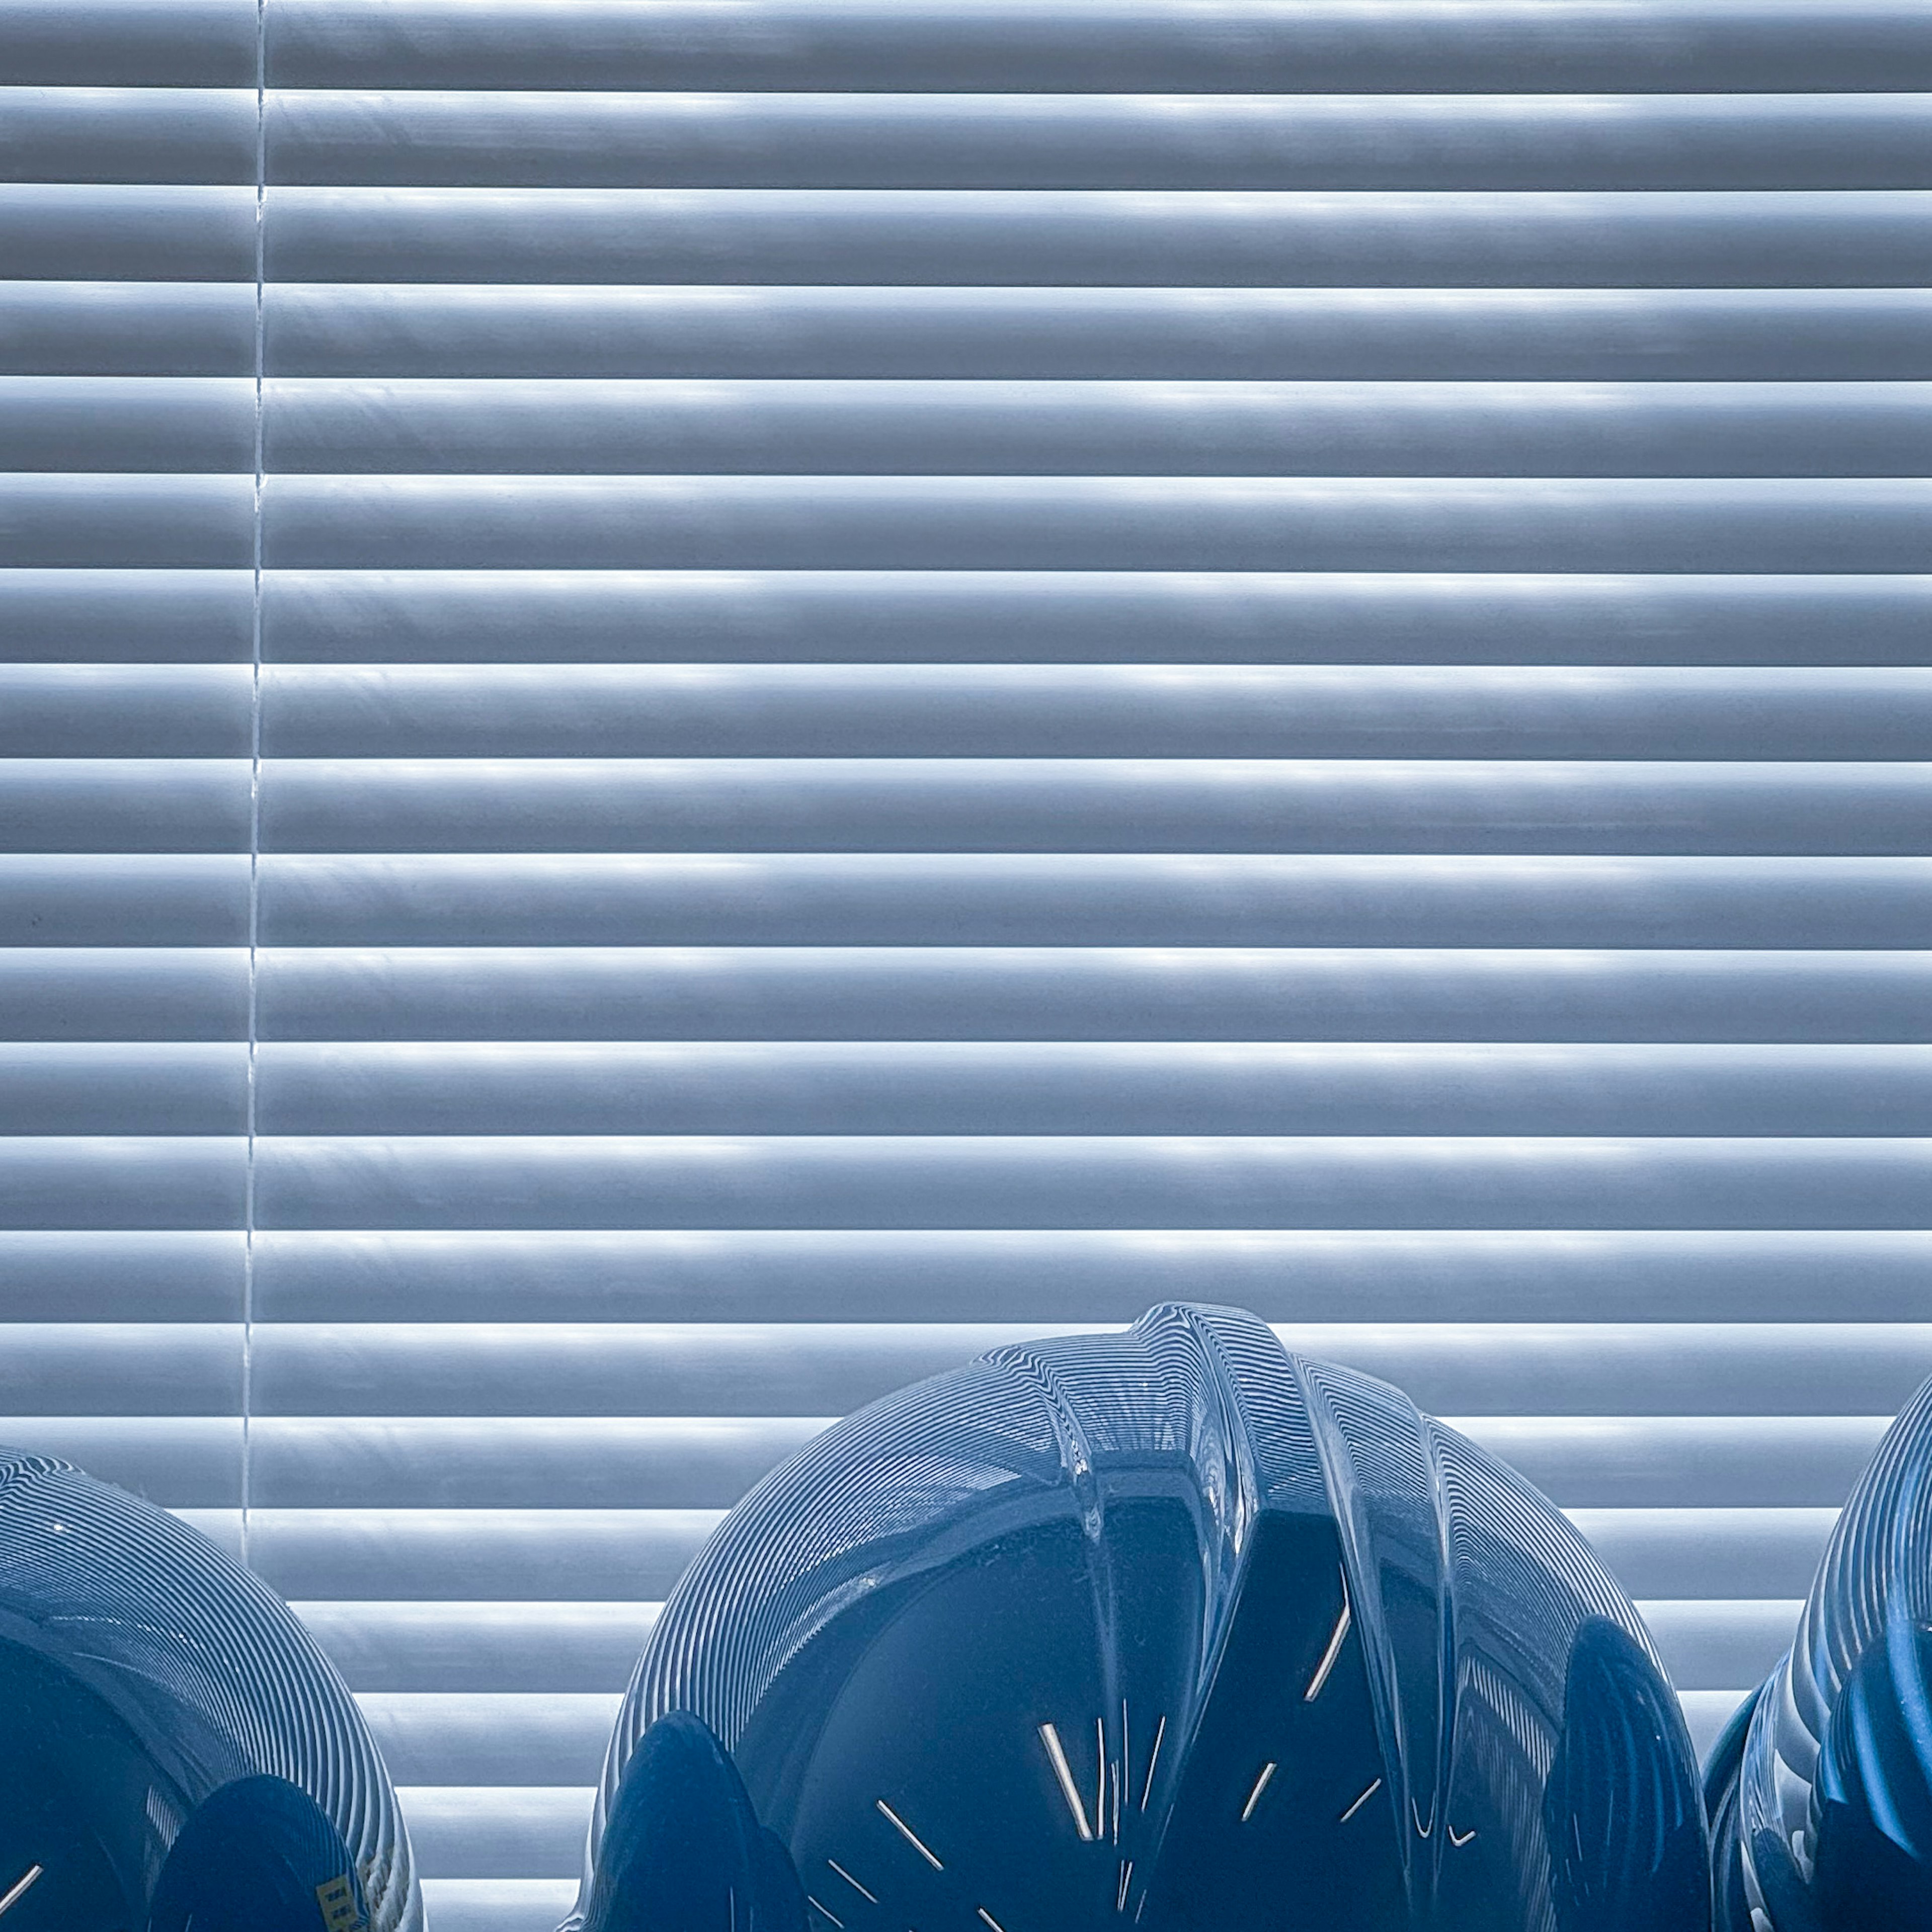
{"left": 0, "top": 568, "right": 254, "bottom": 655}
{"left": 0, "top": 184, "right": 257, "bottom": 277}
{"left": 242, "top": 378, "right": 1932, "bottom": 476}
{"left": 255, "top": 475, "right": 1932, "bottom": 573}
{"left": 237, "top": 1231, "right": 1932, "bottom": 1325}
{"left": 0, "top": 949, "right": 246, "bottom": 1037}
{"left": 242, "top": 1041, "right": 1932, "bottom": 1137}
{"left": 244, "top": 1134, "right": 1932, "bottom": 1230}
{"left": 259, "top": 186, "right": 1932, "bottom": 285}
{"left": 0, "top": 87, "right": 256, "bottom": 181}
{"left": 244, "top": 665, "right": 1932, "bottom": 760}
{"left": 251, "top": 853, "right": 1932, "bottom": 948}
{"left": 259, "top": 287, "right": 1932, "bottom": 382}
{"left": 0, "top": 856, "right": 249, "bottom": 942}
{"left": 248, "top": 947, "right": 1932, "bottom": 1044}
{"left": 251, "top": 91, "right": 1932, "bottom": 191}
{"left": 290, "top": 1601, "right": 663, "bottom": 1693}
{"left": 257, "top": 1, "right": 1932, "bottom": 94}
{"left": 244, "top": 568, "right": 1932, "bottom": 664}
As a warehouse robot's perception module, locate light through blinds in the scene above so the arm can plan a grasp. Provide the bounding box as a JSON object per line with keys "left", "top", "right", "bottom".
{"left": 2, "top": 3, "right": 1930, "bottom": 1929}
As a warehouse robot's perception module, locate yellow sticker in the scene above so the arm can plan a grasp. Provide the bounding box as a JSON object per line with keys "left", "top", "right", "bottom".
{"left": 315, "top": 1873, "right": 364, "bottom": 1930}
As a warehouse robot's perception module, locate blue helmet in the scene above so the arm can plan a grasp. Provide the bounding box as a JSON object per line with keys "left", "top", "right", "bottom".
{"left": 570, "top": 1304, "right": 1706, "bottom": 1931}
{"left": 1707, "top": 1373, "right": 1932, "bottom": 1931}
{"left": 0, "top": 1447, "right": 419, "bottom": 1932}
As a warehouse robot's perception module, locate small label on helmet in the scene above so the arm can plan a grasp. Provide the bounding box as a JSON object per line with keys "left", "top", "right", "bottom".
{"left": 315, "top": 1873, "right": 364, "bottom": 1930}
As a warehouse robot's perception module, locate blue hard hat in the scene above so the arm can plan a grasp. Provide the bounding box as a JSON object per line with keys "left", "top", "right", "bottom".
{"left": 146, "top": 1776, "right": 370, "bottom": 1932}
{"left": 568, "top": 1304, "right": 1706, "bottom": 1931}
{"left": 1707, "top": 1373, "right": 1932, "bottom": 1931}
{"left": 578, "top": 1713, "right": 805, "bottom": 1932}
{"left": 0, "top": 1448, "right": 419, "bottom": 1932}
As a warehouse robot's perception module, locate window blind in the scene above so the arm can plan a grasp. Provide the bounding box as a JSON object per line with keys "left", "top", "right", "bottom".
{"left": 3, "top": 4, "right": 1929, "bottom": 1928}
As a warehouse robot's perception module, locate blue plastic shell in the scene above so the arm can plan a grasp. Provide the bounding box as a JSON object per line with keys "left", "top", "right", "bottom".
{"left": 0, "top": 1446, "right": 420, "bottom": 1932}
{"left": 1710, "top": 1371, "right": 1932, "bottom": 1931}
{"left": 571, "top": 1303, "right": 1706, "bottom": 1931}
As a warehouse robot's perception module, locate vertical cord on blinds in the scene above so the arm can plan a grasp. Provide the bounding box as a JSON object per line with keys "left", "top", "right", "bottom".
{"left": 241, "top": 0, "right": 267, "bottom": 1573}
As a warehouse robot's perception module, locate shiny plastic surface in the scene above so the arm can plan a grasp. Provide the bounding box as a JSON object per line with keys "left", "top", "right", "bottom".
{"left": 573, "top": 1303, "right": 1706, "bottom": 1930}
{"left": 1709, "top": 1371, "right": 1932, "bottom": 1930}
{"left": 0, "top": 1446, "right": 419, "bottom": 1932}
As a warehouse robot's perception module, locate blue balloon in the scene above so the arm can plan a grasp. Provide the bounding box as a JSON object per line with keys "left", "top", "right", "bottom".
{"left": 1709, "top": 1373, "right": 1932, "bottom": 1931}
{"left": 0, "top": 1447, "right": 419, "bottom": 1932}
{"left": 568, "top": 1304, "right": 1706, "bottom": 1931}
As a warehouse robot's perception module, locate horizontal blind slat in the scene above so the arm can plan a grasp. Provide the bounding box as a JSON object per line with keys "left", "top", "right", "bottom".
{"left": 0, "top": 1323, "right": 241, "bottom": 1408}
{"left": 246, "top": 1133, "right": 1932, "bottom": 1230}
{"left": 294, "top": 1600, "right": 661, "bottom": 1692}
{"left": 1638, "top": 1600, "right": 1806, "bottom": 1691}
{"left": 260, "top": 186, "right": 1932, "bottom": 286}
{"left": 0, "top": 1417, "right": 244, "bottom": 1504}
{"left": 257, "top": 474, "right": 1932, "bottom": 572}
{"left": 0, "top": 377, "right": 256, "bottom": 470}
{"left": 0, "top": 0, "right": 256, "bottom": 86}
{"left": 0, "top": 567, "right": 254, "bottom": 659}
{"left": 246, "top": 1041, "right": 1932, "bottom": 1138}
{"left": 259, "top": 91, "right": 1932, "bottom": 191}
{"left": 0, "top": 473, "right": 255, "bottom": 567}
{"left": 354, "top": 1692, "right": 619, "bottom": 1784}
{"left": 252, "top": 758, "right": 1932, "bottom": 856}
{"left": 240, "top": 1230, "right": 1932, "bottom": 1324}
{"left": 418, "top": 1878, "right": 575, "bottom": 1932}
{"left": 261, "top": 1, "right": 1932, "bottom": 94}
{"left": 261, "top": 286, "right": 1932, "bottom": 382}
{"left": 0, "top": 1137, "right": 247, "bottom": 1228}
{"left": 0, "top": 949, "right": 247, "bottom": 1039}
{"left": 253, "top": 377, "right": 1932, "bottom": 477}
{"left": 247, "top": 1509, "right": 722, "bottom": 1601}
{"left": 253, "top": 853, "right": 1932, "bottom": 948}
{"left": 249, "top": 1417, "right": 832, "bottom": 1508}
{"left": 253, "top": 947, "right": 1932, "bottom": 1045}
{"left": 397, "top": 1788, "right": 591, "bottom": 1880}
{"left": 0, "top": 1043, "right": 246, "bottom": 1131}
{"left": 247, "top": 1319, "right": 1932, "bottom": 1418}
{"left": 256, "top": 569, "right": 1932, "bottom": 666}
{"left": 253, "top": 663, "right": 1932, "bottom": 759}
{"left": 1568, "top": 1505, "right": 1836, "bottom": 1598}
{"left": 0, "top": 185, "right": 257, "bottom": 279}
{"left": 0, "top": 1233, "right": 243, "bottom": 1319}
{"left": 0, "top": 284, "right": 257, "bottom": 377}
{"left": 0, "top": 88, "right": 257, "bottom": 183}
{"left": 0, "top": 760, "right": 252, "bottom": 850}
{"left": 0, "top": 665, "right": 252, "bottom": 754}
{"left": 0, "top": 856, "right": 249, "bottom": 943}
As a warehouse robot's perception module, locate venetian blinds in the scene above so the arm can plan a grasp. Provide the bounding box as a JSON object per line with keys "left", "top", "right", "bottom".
{"left": 3, "top": 2, "right": 1930, "bottom": 1927}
